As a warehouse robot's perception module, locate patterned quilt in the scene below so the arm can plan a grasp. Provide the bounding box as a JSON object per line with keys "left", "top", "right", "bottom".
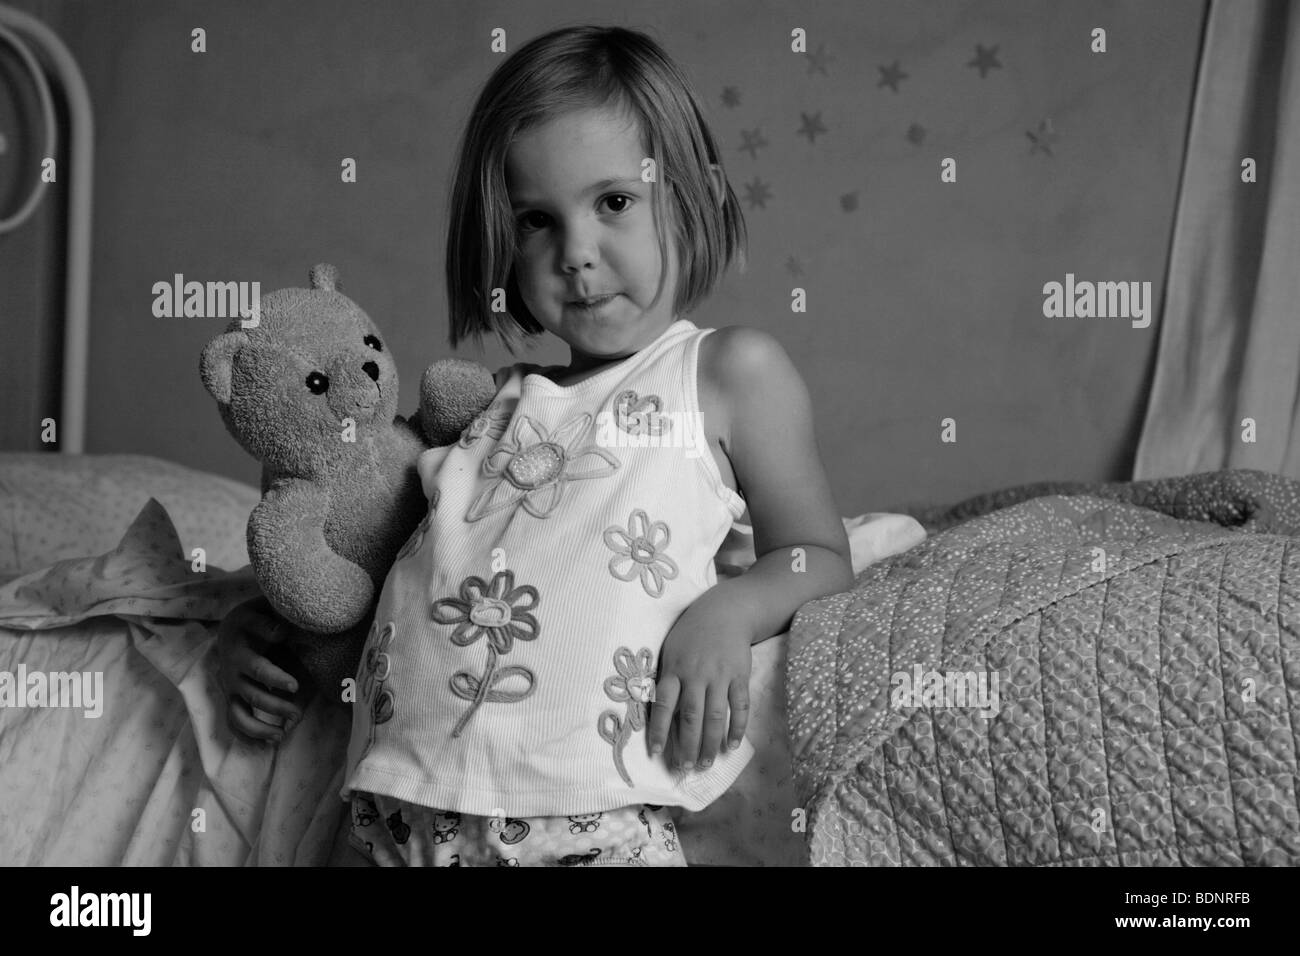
{"left": 787, "top": 469, "right": 1300, "bottom": 866}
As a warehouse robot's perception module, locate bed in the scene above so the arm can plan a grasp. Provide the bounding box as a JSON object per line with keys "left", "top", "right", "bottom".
{"left": 6, "top": 455, "right": 1300, "bottom": 867}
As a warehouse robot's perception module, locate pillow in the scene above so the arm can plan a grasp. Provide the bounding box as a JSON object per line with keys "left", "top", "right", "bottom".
{"left": 716, "top": 512, "right": 927, "bottom": 578}
{"left": 841, "top": 512, "right": 929, "bottom": 569}
{"left": 0, "top": 453, "right": 259, "bottom": 579}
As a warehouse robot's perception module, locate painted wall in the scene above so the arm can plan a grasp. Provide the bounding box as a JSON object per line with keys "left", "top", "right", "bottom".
{"left": 0, "top": 0, "right": 1203, "bottom": 515}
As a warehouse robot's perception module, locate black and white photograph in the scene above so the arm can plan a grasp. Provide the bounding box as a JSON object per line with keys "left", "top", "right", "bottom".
{"left": 0, "top": 0, "right": 1292, "bottom": 928}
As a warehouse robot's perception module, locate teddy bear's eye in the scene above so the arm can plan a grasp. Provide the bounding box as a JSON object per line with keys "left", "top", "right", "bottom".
{"left": 306, "top": 371, "right": 330, "bottom": 394}
{"left": 364, "top": 334, "right": 383, "bottom": 352}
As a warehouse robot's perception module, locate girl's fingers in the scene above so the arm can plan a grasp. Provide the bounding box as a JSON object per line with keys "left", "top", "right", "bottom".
{"left": 697, "top": 683, "right": 729, "bottom": 768}
{"left": 647, "top": 674, "right": 680, "bottom": 757}
{"left": 727, "top": 679, "right": 751, "bottom": 750}
{"left": 247, "top": 654, "right": 298, "bottom": 695}
{"left": 227, "top": 697, "right": 284, "bottom": 743}
{"left": 236, "top": 677, "right": 303, "bottom": 724}
{"left": 672, "top": 683, "right": 705, "bottom": 771}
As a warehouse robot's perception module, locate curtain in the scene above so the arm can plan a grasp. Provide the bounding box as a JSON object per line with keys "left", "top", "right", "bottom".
{"left": 1134, "top": 0, "right": 1300, "bottom": 479}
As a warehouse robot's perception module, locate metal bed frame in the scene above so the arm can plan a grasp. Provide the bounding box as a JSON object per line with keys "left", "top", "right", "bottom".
{"left": 0, "top": 2, "right": 92, "bottom": 453}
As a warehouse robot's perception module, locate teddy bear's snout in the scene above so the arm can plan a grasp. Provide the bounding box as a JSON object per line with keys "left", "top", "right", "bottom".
{"left": 323, "top": 355, "right": 387, "bottom": 420}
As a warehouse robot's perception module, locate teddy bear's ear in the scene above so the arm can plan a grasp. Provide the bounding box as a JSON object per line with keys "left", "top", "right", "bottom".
{"left": 199, "top": 330, "right": 250, "bottom": 405}
{"left": 309, "top": 263, "right": 340, "bottom": 292}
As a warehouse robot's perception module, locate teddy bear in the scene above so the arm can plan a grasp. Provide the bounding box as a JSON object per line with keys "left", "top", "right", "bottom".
{"left": 199, "top": 263, "right": 497, "bottom": 701}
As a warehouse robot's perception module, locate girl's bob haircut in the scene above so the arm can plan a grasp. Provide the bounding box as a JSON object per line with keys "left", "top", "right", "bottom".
{"left": 446, "top": 24, "right": 747, "bottom": 352}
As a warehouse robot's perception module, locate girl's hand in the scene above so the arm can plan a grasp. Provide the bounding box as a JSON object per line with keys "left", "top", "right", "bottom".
{"left": 647, "top": 593, "right": 752, "bottom": 771}
{"left": 216, "top": 596, "right": 311, "bottom": 743}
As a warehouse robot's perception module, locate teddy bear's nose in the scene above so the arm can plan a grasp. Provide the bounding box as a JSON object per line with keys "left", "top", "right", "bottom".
{"left": 363, "top": 361, "right": 379, "bottom": 382}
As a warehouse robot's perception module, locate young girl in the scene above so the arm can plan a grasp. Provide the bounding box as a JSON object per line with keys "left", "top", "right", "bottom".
{"left": 220, "top": 24, "right": 853, "bottom": 867}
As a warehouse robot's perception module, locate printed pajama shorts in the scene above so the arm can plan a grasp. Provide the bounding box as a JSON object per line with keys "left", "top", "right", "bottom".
{"left": 348, "top": 792, "right": 687, "bottom": 867}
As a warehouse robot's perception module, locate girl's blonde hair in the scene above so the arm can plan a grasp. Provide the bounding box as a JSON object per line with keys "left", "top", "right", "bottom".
{"left": 445, "top": 24, "right": 747, "bottom": 352}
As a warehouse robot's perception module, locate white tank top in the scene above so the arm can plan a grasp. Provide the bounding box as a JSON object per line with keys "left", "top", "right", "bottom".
{"left": 342, "top": 319, "right": 756, "bottom": 816}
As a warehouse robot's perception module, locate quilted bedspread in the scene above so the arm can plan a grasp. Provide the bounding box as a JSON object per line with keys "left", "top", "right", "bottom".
{"left": 787, "top": 469, "right": 1300, "bottom": 866}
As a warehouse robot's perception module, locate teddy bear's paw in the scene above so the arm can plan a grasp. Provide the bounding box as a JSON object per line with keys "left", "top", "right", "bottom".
{"left": 418, "top": 360, "right": 498, "bottom": 446}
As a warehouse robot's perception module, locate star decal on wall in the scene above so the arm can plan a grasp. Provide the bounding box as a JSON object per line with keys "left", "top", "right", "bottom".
{"left": 806, "top": 43, "right": 834, "bottom": 76}
{"left": 1027, "top": 118, "right": 1058, "bottom": 156}
{"left": 840, "top": 191, "right": 859, "bottom": 212}
{"left": 738, "top": 128, "right": 769, "bottom": 160}
{"left": 797, "top": 111, "right": 828, "bottom": 144}
{"left": 967, "top": 43, "right": 1002, "bottom": 78}
{"left": 906, "top": 123, "right": 927, "bottom": 145}
{"left": 742, "top": 178, "right": 773, "bottom": 209}
{"left": 721, "top": 86, "right": 741, "bottom": 109}
{"left": 878, "top": 61, "right": 908, "bottom": 93}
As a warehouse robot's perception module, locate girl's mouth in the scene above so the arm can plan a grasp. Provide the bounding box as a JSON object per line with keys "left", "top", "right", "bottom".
{"left": 567, "top": 294, "right": 618, "bottom": 311}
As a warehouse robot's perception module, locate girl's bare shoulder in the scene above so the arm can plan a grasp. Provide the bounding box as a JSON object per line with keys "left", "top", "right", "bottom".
{"left": 697, "top": 325, "right": 796, "bottom": 499}
{"left": 698, "top": 325, "right": 798, "bottom": 424}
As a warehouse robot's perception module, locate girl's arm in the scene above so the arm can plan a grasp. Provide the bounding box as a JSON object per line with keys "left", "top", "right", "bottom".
{"left": 648, "top": 327, "right": 855, "bottom": 771}
{"left": 704, "top": 326, "right": 856, "bottom": 640}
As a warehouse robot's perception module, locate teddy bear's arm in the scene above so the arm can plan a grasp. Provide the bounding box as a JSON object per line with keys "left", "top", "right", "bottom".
{"left": 248, "top": 482, "right": 376, "bottom": 633}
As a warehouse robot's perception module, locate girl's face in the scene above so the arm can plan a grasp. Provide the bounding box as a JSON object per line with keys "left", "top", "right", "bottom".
{"left": 505, "top": 106, "right": 680, "bottom": 368}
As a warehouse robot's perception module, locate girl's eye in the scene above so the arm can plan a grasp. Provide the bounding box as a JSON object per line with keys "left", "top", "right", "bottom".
{"left": 517, "top": 211, "right": 549, "bottom": 232}
{"left": 515, "top": 195, "right": 634, "bottom": 233}
{"left": 363, "top": 334, "right": 383, "bottom": 351}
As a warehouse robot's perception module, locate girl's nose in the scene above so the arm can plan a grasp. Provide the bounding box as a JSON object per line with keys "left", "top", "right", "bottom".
{"left": 560, "top": 226, "right": 600, "bottom": 273}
